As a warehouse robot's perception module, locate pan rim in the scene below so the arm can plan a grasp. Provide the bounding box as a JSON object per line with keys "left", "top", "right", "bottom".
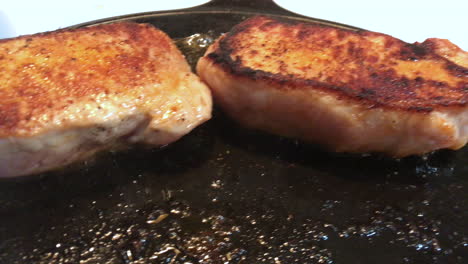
{"left": 72, "top": 10, "right": 362, "bottom": 32}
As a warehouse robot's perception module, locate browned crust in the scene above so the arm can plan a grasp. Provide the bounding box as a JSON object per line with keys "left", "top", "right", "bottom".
{"left": 204, "top": 16, "right": 468, "bottom": 112}
{"left": 0, "top": 22, "right": 186, "bottom": 137}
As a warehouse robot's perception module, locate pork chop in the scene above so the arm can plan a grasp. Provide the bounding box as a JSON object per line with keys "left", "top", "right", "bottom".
{"left": 0, "top": 22, "right": 212, "bottom": 178}
{"left": 197, "top": 16, "right": 468, "bottom": 157}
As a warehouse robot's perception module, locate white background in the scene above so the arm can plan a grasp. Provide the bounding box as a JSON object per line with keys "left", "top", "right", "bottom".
{"left": 0, "top": 0, "right": 467, "bottom": 50}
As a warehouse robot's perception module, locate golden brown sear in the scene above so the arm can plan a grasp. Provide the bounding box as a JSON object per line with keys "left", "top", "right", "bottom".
{"left": 0, "top": 22, "right": 212, "bottom": 177}
{"left": 197, "top": 16, "right": 468, "bottom": 157}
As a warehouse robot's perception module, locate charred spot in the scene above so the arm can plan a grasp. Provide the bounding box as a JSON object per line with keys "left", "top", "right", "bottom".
{"left": 233, "top": 55, "right": 243, "bottom": 66}
{"left": 206, "top": 52, "right": 221, "bottom": 62}
{"left": 407, "top": 106, "right": 433, "bottom": 112}
{"left": 419, "top": 39, "right": 435, "bottom": 52}
{"left": 399, "top": 49, "right": 415, "bottom": 61}
{"left": 399, "top": 44, "right": 427, "bottom": 61}
{"left": 297, "top": 29, "right": 310, "bottom": 40}
{"left": 206, "top": 15, "right": 467, "bottom": 112}
{"left": 445, "top": 63, "right": 468, "bottom": 77}
{"left": 410, "top": 44, "right": 427, "bottom": 57}
{"left": 247, "top": 68, "right": 272, "bottom": 81}
{"left": 273, "top": 77, "right": 289, "bottom": 86}
{"left": 379, "top": 69, "right": 397, "bottom": 83}
{"left": 395, "top": 78, "right": 410, "bottom": 88}
{"left": 303, "top": 79, "right": 329, "bottom": 89}
{"left": 432, "top": 81, "right": 447, "bottom": 87}
{"left": 357, "top": 88, "right": 376, "bottom": 99}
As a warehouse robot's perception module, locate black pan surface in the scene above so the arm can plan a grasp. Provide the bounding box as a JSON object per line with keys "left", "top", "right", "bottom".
{"left": 0, "top": 1, "right": 467, "bottom": 263}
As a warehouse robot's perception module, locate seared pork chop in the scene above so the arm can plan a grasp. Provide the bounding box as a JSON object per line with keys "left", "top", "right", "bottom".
{"left": 197, "top": 16, "right": 468, "bottom": 157}
{"left": 0, "top": 22, "right": 212, "bottom": 178}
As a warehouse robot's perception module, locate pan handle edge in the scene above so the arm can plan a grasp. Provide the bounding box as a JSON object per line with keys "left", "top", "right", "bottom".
{"left": 193, "top": 0, "right": 294, "bottom": 14}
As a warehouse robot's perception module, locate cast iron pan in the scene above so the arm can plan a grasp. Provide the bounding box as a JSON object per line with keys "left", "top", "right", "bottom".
{"left": 0, "top": 1, "right": 467, "bottom": 263}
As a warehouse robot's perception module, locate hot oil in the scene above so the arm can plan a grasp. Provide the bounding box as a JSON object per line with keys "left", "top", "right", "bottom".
{"left": 175, "top": 33, "right": 216, "bottom": 69}
{"left": 0, "top": 32, "right": 467, "bottom": 264}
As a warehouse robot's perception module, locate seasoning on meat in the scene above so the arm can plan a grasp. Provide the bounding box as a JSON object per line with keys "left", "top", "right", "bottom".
{"left": 197, "top": 16, "right": 468, "bottom": 157}
{"left": 0, "top": 22, "right": 212, "bottom": 177}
